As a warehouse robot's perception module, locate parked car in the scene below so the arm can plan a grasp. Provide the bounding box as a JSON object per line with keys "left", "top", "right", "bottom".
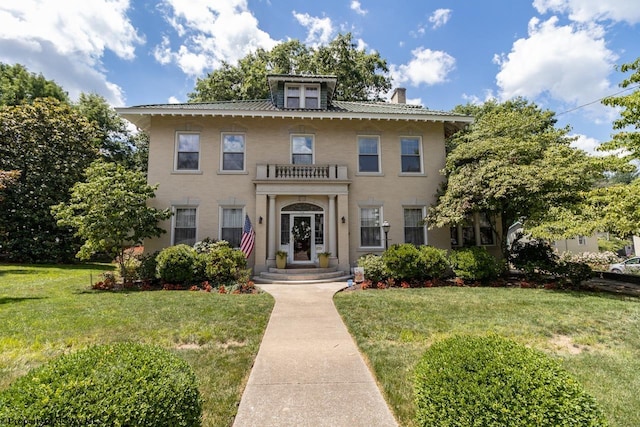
{"left": 609, "top": 257, "right": 640, "bottom": 274}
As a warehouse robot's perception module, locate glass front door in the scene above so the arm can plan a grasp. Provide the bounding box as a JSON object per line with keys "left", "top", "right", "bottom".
{"left": 292, "top": 215, "right": 313, "bottom": 262}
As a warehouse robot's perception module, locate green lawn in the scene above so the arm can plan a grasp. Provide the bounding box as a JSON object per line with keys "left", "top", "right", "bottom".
{"left": 0, "top": 264, "right": 274, "bottom": 427}
{"left": 335, "top": 287, "right": 640, "bottom": 427}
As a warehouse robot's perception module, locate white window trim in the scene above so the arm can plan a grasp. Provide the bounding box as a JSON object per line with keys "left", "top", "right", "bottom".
{"left": 219, "top": 206, "right": 245, "bottom": 249}
{"left": 358, "top": 205, "right": 385, "bottom": 249}
{"left": 285, "top": 83, "right": 321, "bottom": 109}
{"left": 403, "top": 206, "right": 427, "bottom": 245}
{"left": 171, "top": 206, "right": 198, "bottom": 246}
{"left": 219, "top": 132, "right": 247, "bottom": 173}
{"left": 356, "top": 135, "right": 383, "bottom": 175}
{"left": 174, "top": 131, "right": 201, "bottom": 173}
{"left": 290, "top": 134, "right": 315, "bottom": 164}
{"left": 399, "top": 136, "right": 424, "bottom": 175}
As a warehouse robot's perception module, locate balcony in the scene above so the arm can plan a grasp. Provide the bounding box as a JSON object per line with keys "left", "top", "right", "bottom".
{"left": 256, "top": 164, "right": 348, "bottom": 181}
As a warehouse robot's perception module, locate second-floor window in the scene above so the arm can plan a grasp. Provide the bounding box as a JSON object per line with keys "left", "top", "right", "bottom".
{"left": 222, "top": 133, "right": 245, "bottom": 171}
{"left": 401, "top": 137, "right": 422, "bottom": 173}
{"left": 358, "top": 136, "right": 380, "bottom": 173}
{"left": 291, "top": 135, "right": 314, "bottom": 164}
{"left": 175, "top": 132, "right": 200, "bottom": 171}
{"left": 285, "top": 84, "right": 320, "bottom": 109}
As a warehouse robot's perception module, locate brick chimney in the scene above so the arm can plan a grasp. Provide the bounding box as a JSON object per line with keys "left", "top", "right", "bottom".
{"left": 391, "top": 87, "right": 406, "bottom": 104}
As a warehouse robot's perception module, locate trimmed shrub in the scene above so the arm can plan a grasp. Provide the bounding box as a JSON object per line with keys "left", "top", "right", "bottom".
{"left": 357, "top": 253, "right": 389, "bottom": 283}
{"left": 383, "top": 244, "right": 449, "bottom": 281}
{"left": 136, "top": 250, "right": 160, "bottom": 281}
{"left": 414, "top": 335, "right": 607, "bottom": 427}
{"left": 510, "top": 237, "right": 558, "bottom": 277}
{"left": 418, "top": 246, "right": 449, "bottom": 279}
{"left": 156, "top": 244, "right": 197, "bottom": 284}
{"left": 0, "top": 343, "right": 202, "bottom": 426}
{"left": 199, "top": 241, "right": 248, "bottom": 286}
{"left": 450, "top": 247, "right": 500, "bottom": 281}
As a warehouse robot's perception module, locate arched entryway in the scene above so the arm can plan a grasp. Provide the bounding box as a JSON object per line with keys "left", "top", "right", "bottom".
{"left": 280, "top": 203, "right": 324, "bottom": 264}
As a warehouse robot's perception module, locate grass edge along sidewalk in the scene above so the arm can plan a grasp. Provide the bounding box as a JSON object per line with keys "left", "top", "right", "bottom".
{"left": 0, "top": 263, "right": 274, "bottom": 427}
{"left": 335, "top": 286, "right": 640, "bottom": 427}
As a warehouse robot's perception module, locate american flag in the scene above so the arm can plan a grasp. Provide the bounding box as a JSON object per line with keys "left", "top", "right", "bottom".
{"left": 240, "top": 214, "right": 255, "bottom": 258}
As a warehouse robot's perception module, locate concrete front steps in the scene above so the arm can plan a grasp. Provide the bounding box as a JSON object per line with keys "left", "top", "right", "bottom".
{"left": 254, "top": 265, "right": 352, "bottom": 284}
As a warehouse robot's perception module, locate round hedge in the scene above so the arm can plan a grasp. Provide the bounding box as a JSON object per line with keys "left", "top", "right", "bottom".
{"left": 414, "top": 335, "right": 607, "bottom": 427}
{"left": 156, "top": 244, "right": 197, "bottom": 284}
{"left": 449, "top": 246, "right": 501, "bottom": 281}
{"left": 0, "top": 343, "right": 202, "bottom": 426}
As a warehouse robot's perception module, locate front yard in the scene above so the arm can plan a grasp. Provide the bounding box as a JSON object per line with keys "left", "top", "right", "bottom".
{"left": 0, "top": 264, "right": 274, "bottom": 427}
{"left": 3, "top": 263, "right": 639, "bottom": 426}
{"left": 335, "top": 287, "right": 640, "bottom": 427}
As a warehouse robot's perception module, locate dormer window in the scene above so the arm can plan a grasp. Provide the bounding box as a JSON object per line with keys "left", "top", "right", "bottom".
{"left": 285, "top": 84, "right": 320, "bottom": 109}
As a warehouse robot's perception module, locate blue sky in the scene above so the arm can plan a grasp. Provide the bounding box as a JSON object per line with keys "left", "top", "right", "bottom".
{"left": 1, "top": 0, "right": 639, "bottom": 153}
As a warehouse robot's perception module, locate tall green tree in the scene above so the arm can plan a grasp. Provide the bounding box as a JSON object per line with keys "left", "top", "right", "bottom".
{"left": 577, "top": 57, "right": 640, "bottom": 238}
{"left": 75, "top": 93, "right": 148, "bottom": 172}
{"left": 0, "top": 99, "right": 98, "bottom": 262}
{"left": 428, "top": 98, "right": 607, "bottom": 256}
{"left": 0, "top": 63, "right": 68, "bottom": 105}
{"left": 52, "top": 161, "right": 171, "bottom": 281}
{"left": 600, "top": 57, "right": 640, "bottom": 158}
{"left": 189, "top": 33, "right": 390, "bottom": 102}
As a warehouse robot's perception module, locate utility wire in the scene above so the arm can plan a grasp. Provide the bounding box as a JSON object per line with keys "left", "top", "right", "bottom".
{"left": 556, "top": 84, "right": 640, "bottom": 116}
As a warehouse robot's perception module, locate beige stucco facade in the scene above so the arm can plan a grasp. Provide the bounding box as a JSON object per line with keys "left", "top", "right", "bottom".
{"left": 142, "top": 116, "right": 455, "bottom": 273}
{"left": 118, "top": 76, "right": 476, "bottom": 275}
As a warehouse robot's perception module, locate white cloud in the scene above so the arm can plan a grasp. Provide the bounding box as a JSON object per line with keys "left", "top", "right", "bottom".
{"left": 168, "top": 96, "right": 181, "bottom": 104}
{"left": 157, "top": 0, "right": 278, "bottom": 76}
{"left": 391, "top": 47, "right": 456, "bottom": 87}
{"left": 0, "top": 0, "right": 143, "bottom": 105}
{"left": 570, "top": 133, "right": 605, "bottom": 156}
{"left": 429, "top": 9, "right": 452, "bottom": 29}
{"left": 350, "top": 1, "right": 367, "bottom": 16}
{"left": 533, "top": 0, "right": 640, "bottom": 24}
{"left": 494, "top": 17, "right": 617, "bottom": 114}
{"left": 293, "top": 11, "right": 334, "bottom": 47}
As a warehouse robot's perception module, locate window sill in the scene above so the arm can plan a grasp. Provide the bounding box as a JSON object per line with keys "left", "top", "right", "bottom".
{"left": 398, "top": 172, "right": 427, "bottom": 177}
{"left": 217, "top": 170, "right": 249, "bottom": 175}
{"left": 357, "top": 247, "right": 385, "bottom": 252}
{"left": 172, "top": 170, "right": 203, "bottom": 175}
{"left": 355, "top": 172, "right": 384, "bottom": 177}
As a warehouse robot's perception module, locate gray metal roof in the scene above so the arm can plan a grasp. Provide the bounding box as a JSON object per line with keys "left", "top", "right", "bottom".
{"left": 116, "top": 99, "right": 473, "bottom": 130}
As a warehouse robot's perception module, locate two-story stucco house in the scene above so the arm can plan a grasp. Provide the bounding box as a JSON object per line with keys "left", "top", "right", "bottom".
{"left": 116, "top": 74, "right": 474, "bottom": 279}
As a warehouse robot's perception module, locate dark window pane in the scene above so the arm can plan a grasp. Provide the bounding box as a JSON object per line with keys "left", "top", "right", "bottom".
{"left": 223, "top": 153, "right": 244, "bottom": 170}
{"left": 401, "top": 156, "right": 421, "bottom": 172}
{"left": 177, "top": 152, "right": 199, "bottom": 170}
{"left": 405, "top": 228, "right": 424, "bottom": 245}
{"left": 221, "top": 227, "right": 242, "bottom": 248}
{"left": 174, "top": 228, "right": 196, "bottom": 246}
{"left": 292, "top": 154, "right": 313, "bottom": 164}
{"left": 287, "top": 97, "right": 300, "bottom": 108}
{"left": 305, "top": 97, "right": 318, "bottom": 109}
{"left": 359, "top": 155, "right": 379, "bottom": 172}
{"left": 281, "top": 214, "right": 290, "bottom": 244}
{"left": 361, "top": 227, "right": 381, "bottom": 247}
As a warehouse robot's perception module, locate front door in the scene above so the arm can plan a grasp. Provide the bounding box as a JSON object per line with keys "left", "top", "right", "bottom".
{"left": 292, "top": 215, "right": 313, "bottom": 263}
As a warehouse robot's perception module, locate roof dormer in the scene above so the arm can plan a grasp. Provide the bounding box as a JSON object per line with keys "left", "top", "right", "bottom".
{"left": 267, "top": 74, "right": 337, "bottom": 110}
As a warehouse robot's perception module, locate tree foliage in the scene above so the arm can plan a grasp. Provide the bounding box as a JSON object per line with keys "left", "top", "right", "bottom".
{"left": 189, "top": 33, "right": 391, "bottom": 102}
{"left": 600, "top": 57, "right": 640, "bottom": 159}
{"left": 0, "top": 63, "right": 68, "bottom": 106}
{"left": 76, "top": 92, "right": 149, "bottom": 173}
{"left": 428, "top": 98, "right": 607, "bottom": 255}
{"left": 0, "top": 98, "right": 98, "bottom": 262}
{"left": 52, "top": 161, "right": 171, "bottom": 280}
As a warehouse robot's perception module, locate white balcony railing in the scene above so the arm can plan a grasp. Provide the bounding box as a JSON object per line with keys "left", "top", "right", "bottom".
{"left": 256, "top": 164, "right": 348, "bottom": 180}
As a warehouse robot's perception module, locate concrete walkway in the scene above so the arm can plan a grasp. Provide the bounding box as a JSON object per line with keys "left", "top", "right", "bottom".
{"left": 233, "top": 282, "right": 398, "bottom": 427}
